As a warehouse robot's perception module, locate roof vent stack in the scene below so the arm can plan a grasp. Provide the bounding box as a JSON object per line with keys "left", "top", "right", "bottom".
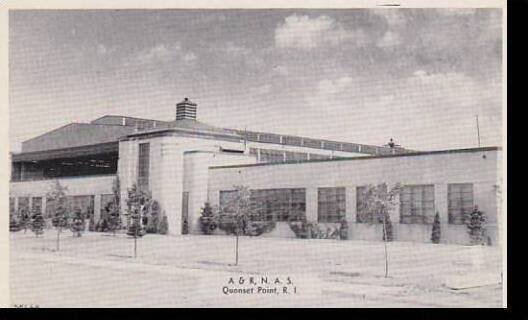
{"left": 176, "top": 97, "right": 197, "bottom": 121}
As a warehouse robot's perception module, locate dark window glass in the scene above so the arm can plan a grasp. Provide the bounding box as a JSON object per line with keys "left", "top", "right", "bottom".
{"left": 356, "top": 185, "right": 386, "bottom": 223}
{"left": 318, "top": 187, "right": 346, "bottom": 223}
{"left": 32, "top": 197, "right": 42, "bottom": 214}
{"left": 448, "top": 183, "right": 474, "bottom": 225}
{"left": 259, "top": 149, "right": 284, "bottom": 163}
{"left": 9, "top": 197, "right": 15, "bottom": 215}
{"left": 285, "top": 151, "right": 308, "bottom": 162}
{"left": 309, "top": 153, "right": 331, "bottom": 160}
{"left": 18, "top": 197, "right": 30, "bottom": 213}
{"left": 400, "top": 185, "right": 435, "bottom": 224}
{"left": 220, "top": 188, "right": 306, "bottom": 222}
{"left": 100, "top": 194, "right": 114, "bottom": 221}
{"left": 282, "top": 136, "right": 303, "bottom": 146}
{"left": 138, "top": 143, "right": 150, "bottom": 189}
{"left": 322, "top": 141, "right": 341, "bottom": 151}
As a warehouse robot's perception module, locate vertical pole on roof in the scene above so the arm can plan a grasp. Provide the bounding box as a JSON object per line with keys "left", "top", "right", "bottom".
{"left": 243, "top": 127, "right": 247, "bottom": 151}
{"left": 476, "top": 115, "right": 481, "bottom": 147}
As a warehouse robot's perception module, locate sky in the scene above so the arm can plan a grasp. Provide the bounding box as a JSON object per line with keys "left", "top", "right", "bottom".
{"left": 9, "top": 9, "right": 503, "bottom": 152}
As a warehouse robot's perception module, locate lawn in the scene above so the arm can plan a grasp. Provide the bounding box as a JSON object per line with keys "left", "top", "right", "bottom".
{"left": 9, "top": 230, "right": 503, "bottom": 307}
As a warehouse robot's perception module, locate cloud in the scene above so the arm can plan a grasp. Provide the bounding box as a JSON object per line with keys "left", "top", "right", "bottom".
{"left": 296, "top": 70, "right": 501, "bottom": 149}
{"left": 223, "top": 42, "right": 251, "bottom": 56}
{"left": 372, "top": 9, "right": 406, "bottom": 28}
{"left": 123, "top": 43, "right": 196, "bottom": 67}
{"left": 249, "top": 84, "right": 272, "bottom": 95}
{"left": 436, "top": 8, "right": 477, "bottom": 16}
{"left": 316, "top": 76, "right": 354, "bottom": 96}
{"left": 377, "top": 31, "right": 401, "bottom": 48}
{"left": 275, "top": 14, "right": 367, "bottom": 49}
{"left": 183, "top": 52, "right": 197, "bottom": 62}
{"left": 273, "top": 65, "right": 289, "bottom": 76}
{"left": 96, "top": 44, "right": 107, "bottom": 56}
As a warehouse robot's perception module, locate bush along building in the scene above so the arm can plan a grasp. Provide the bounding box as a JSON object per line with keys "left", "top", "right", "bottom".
{"left": 9, "top": 98, "right": 502, "bottom": 245}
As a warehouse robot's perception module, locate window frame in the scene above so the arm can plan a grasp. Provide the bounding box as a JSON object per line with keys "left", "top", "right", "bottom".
{"left": 399, "top": 184, "right": 435, "bottom": 224}
{"left": 137, "top": 142, "right": 150, "bottom": 190}
{"left": 318, "top": 187, "right": 346, "bottom": 223}
{"left": 447, "top": 183, "right": 474, "bottom": 225}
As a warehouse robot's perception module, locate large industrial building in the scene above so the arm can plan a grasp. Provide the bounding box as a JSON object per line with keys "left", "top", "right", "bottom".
{"left": 9, "top": 98, "right": 502, "bottom": 245}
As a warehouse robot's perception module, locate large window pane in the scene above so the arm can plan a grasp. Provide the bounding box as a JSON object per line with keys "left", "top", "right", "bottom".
{"left": 448, "top": 183, "right": 474, "bottom": 225}
{"left": 318, "top": 187, "right": 346, "bottom": 223}
{"left": 219, "top": 188, "right": 306, "bottom": 222}
{"left": 32, "top": 197, "right": 42, "bottom": 214}
{"left": 400, "top": 185, "right": 435, "bottom": 224}
{"left": 356, "top": 185, "right": 386, "bottom": 223}
{"left": 137, "top": 143, "right": 150, "bottom": 190}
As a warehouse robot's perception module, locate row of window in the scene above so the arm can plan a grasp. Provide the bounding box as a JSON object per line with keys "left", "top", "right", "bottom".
{"left": 10, "top": 194, "right": 117, "bottom": 221}
{"left": 219, "top": 183, "right": 474, "bottom": 225}
{"left": 250, "top": 147, "right": 333, "bottom": 164}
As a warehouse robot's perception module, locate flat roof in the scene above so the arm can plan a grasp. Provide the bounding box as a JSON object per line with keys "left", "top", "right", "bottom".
{"left": 209, "top": 146, "right": 501, "bottom": 170}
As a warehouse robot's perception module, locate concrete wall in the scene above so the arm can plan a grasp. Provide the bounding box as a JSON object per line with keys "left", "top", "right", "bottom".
{"left": 118, "top": 134, "right": 255, "bottom": 235}
{"left": 10, "top": 175, "right": 115, "bottom": 221}
{"left": 208, "top": 149, "right": 501, "bottom": 245}
{"left": 183, "top": 151, "right": 257, "bottom": 234}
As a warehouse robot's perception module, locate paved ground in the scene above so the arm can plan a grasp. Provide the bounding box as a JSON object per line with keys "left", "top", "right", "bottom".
{"left": 9, "top": 231, "right": 504, "bottom": 307}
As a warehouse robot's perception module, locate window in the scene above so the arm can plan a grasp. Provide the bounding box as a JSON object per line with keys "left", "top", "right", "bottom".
{"left": 448, "top": 183, "right": 474, "bottom": 225}
{"left": 9, "top": 197, "right": 15, "bottom": 215}
{"left": 282, "top": 136, "right": 303, "bottom": 146}
{"left": 356, "top": 185, "right": 386, "bottom": 223}
{"left": 100, "top": 194, "right": 115, "bottom": 221}
{"left": 259, "top": 149, "right": 284, "bottom": 163}
{"left": 32, "top": 197, "right": 42, "bottom": 214}
{"left": 318, "top": 187, "right": 346, "bottom": 223}
{"left": 138, "top": 143, "right": 150, "bottom": 190}
{"left": 303, "top": 138, "right": 321, "bottom": 148}
{"left": 219, "top": 190, "right": 239, "bottom": 214}
{"left": 45, "top": 197, "right": 55, "bottom": 218}
{"left": 258, "top": 133, "right": 281, "bottom": 144}
{"left": 182, "top": 192, "right": 189, "bottom": 234}
{"left": 250, "top": 188, "right": 306, "bottom": 221}
{"left": 67, "top": 195, "right": 95, "bottom": 220}
{"left": 322, "top": 141, "right": 341, "bottom": 151}
{"left": 220, "top": 188, "right": 306, "bottom": 222}
{"left": 309, "top": 154, "right": 331, "bottom": 160}
{"left": 11, "top": 163, "right": 22, "bottom": 181}
{"left": 285, "top": 151, "right": 308, "bottom": 162}
{"left": 18, "top": 197, "right": 30, "bottom": 213}
{"left": 400, "top": 185, "right": 435, "bottom": 224}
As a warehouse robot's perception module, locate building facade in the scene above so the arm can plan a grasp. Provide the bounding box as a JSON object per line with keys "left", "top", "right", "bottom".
{"left": 9, "top": 98, "right": 502, "bottom": 245}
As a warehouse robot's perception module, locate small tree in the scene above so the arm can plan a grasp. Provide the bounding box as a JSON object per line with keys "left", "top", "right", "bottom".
{"left": 30, "top": 207, "right": 45, "bottom": 238}
{"left": 382, "top": 213, "right": 393, "bottom": 242}
{"left": 10, "top": 215, "right": 20, "bottom": 232}
{"left": 125, "top": 184, "right": 150, "bottom": 257}
{"left": 431, "top": 212, "right": 441, "bottom": 244}
{"left": 18, "top": 207, "right": 30, "bottom": 234}
{"left": 47, "top": 180, "right": 69, "bottom": 251}
{"left": 70, "top": 207, "right": 84, "bottom": 237}
{"left": 107, "top": 177, "right": 121, "bottom": 235}
{"left": 357, "top": 183, "right": 402, "bottom": 278}
{"left": 219, "top": 185, "right": 253, "bottom": 266}
{"left": 466, "top": 205, "right": 487, "bottom": 245}
{"left": 339, "top": 218, "right": 348, "bottom": 240}
{"left": 199, "top": 202, "right": 217, "bottom": 235}
{"left": 146, "top": 200, "right": 161, "bottom": 234}
{"left": 159, "top": 214, "right": 169, "bottom": 235}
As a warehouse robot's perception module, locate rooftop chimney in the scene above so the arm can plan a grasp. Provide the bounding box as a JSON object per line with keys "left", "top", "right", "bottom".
{"left": 176, "top": 97, "right": 197, "bottom": 121}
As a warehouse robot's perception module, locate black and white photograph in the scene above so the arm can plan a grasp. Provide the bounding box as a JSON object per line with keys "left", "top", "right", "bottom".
{"left": 4, "top": 1, "right": 505, "bottom": 308}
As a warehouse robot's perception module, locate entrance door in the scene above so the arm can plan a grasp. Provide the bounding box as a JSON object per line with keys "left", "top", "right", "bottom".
{"left": 181, "top": 192, "right": 189, "bottom": 234}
